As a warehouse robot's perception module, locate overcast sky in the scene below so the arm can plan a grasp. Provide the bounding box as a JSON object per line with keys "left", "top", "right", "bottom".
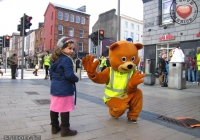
{"left": 0, "top": 0, "right": 143, "bottom": 36}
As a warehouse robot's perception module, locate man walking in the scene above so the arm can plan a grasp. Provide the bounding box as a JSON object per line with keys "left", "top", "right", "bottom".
{"left": 9, "top": 51, "right": 18, "bottom": 79}
{"left": 158, "top": 53, "right": 166, "bottom": 85}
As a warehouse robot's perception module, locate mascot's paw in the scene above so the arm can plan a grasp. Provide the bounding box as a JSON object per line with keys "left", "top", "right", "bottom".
{"left": 82, "top": 55, "right": 99, "bottom": 74}
{"left": 129, "top": 71, "right": 145, "bottom": 87}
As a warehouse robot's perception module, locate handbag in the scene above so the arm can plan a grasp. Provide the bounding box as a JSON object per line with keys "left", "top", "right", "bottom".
{"left": 15, "top": 69, "right": 19, "bottom": 77}
{"left": 155, "top": 67, "right": 162, "bottom": 76}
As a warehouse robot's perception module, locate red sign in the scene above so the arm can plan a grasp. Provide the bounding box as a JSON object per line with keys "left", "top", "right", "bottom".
{"left": 196, "top": 32, "right": 200, "bottom": 37}
{"left": 159, "top": 34, "right": 175, "bottom": 41}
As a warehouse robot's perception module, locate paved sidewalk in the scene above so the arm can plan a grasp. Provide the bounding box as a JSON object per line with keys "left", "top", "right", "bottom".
{"left": 0, "top": 73, "right": 200, "bottom": 140}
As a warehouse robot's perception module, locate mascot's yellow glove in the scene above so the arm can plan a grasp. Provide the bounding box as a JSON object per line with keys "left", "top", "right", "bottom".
{"left": 82, "top": 55, "right": 99, "bottom": 78}
{"left": 127, "top": 71, "right": 145, "bottom": 93}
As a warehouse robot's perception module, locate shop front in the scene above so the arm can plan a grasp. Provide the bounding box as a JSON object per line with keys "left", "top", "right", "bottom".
{"left": 144, "top": 40, "right": 200, "bottom": 75}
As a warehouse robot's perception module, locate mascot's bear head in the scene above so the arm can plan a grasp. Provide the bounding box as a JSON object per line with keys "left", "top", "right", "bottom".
{"left": 109, "top": 41, "right": 143, "bottom": 73}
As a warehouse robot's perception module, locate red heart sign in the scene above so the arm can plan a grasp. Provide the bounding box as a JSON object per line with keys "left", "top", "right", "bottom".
{"left": 176, "top": 5, "right": 192, "bottom": 19}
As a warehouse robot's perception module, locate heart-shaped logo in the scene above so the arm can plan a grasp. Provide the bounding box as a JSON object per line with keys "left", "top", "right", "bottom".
{"left": 176, "top": 5, "right": 192, "bottom": 19}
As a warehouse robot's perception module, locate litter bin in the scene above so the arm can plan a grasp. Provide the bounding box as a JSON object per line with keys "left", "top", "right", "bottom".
{"left": 145, "top": 59, "right": 151, "bottom": 73}
{"left": 168, "top": 62, "right": 186, "bottom": 89}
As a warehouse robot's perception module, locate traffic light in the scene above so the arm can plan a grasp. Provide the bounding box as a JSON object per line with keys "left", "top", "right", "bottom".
{"left": 17, "top": 14, "right": 32, "bottom": 36}
{"left": 90, "top": 31, "right": 98, "bottom": 46}
{"left": 99, "top": 29, "right": 104, "bottom": 40}
{"left": 4, "top": 36, "right": 10, "bottom": 47}
{"left": 24, "top": 15, "right": 32, "bottom": 29}
{"left": 0, "top": 36, "right": 3, "bottom": 48}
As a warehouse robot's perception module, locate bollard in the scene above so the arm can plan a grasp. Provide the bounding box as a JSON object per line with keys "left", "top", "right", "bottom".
{"left": 77, "top": 68, "right": 81, "bottom": 80}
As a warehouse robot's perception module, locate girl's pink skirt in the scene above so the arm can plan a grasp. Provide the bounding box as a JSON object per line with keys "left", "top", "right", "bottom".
{"left": 50, "top": 95, "right": 75, "bottom": 113}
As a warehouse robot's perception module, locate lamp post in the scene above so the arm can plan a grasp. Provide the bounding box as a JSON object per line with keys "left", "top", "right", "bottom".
{"left": 117, "top": 0, "right": 120, "bottom": 41}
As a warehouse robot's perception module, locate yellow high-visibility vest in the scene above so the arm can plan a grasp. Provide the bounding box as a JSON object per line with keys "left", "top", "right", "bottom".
{"left": 104, "top": 67, "right": 134, "bottom": 103}
{"left": 197, "top": 53, "right": 200, "bottom": 70}
{"left": 44, "top": 55, "right": 51, "bottom": 66}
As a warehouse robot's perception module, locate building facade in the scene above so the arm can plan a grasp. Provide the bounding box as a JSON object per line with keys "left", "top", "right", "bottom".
{"left": 120, "top": 14, "right": 143, "bottom": 57}
{"left": 142, "top": 0, "right": 200, "bottom": 74}
{"left": 92, "top": 9, "right": 144, "bottom": 57}
{"left": 44, "top": 2, "right": 90, "bottom": 58}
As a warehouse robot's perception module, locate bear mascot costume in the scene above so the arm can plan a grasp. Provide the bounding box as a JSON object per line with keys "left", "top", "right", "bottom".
{"left": 82, "top": 40, "right": 145, "bottom": 123}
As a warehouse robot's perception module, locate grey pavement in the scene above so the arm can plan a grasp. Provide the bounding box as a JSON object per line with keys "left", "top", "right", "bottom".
{"left": 0, "top": 69, "right": 200, "bottom": 140}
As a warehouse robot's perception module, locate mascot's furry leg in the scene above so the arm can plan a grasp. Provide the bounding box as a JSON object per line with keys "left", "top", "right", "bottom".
{"left": 106, "top": 97, "right": 129, "bottom": 118}
{"left": 126, "top": 88, "right": 143, "bottom": 120}
{"left": 105, "top": 88, "right": 143, "bottom": 120}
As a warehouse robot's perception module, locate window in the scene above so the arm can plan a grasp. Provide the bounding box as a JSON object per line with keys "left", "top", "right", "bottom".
{"left": 70, "top": 14, "right": 74, "bottom": 22}
{"left": 79, "top": 29, "right": 84, "bottom": 38}
{"left": 124, "top": 31, "right": 128, "bottom": 39}
{"left": 130, "top": 32, "right": 134, "bottom": 41}
{"left": 93, "top": 46, "right": 97, "bottom": 54}
{"left": 159, "top": 0, "right": 174, "bottom": 25}
{"left": 79, "top": 42, "right": 83, "bottom": 52}
{"left": 58, "top": 25, "right": 63, "bottom": 35}
{"left": 58, "top": 11, "right": 63, "bottom": 20}
{"left": 51, "top": 26, "right": 53, "bottom": 35}
{"left": 136, "top": 34, "right": 139, "bottom": 41}
{"left": 136, "top": 25, "right": 139, "bottom": 31}
{"left": 51, "top": 12, "right": 54, "bottom": 20}
{"left": 69, "top": 27, "right": 74, "bottom": 36}
{"left": 81, "top": 17, "right": 85, "bottom": 24}
{"left": 76, "top": 16, "right": 80, "bottom": 23}
{"left": 131, "top": 23, "right": 134, "bottom": 29}
{"left": 124, "top": 21, "right": 128, "bottom": 28}
{"left": 64, "top": 13, "right": 69, "bottom": 21}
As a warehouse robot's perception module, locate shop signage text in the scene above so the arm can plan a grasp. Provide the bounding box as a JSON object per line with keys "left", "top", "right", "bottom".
{"left": 159, "top": 34, "right": 175, "bottom": 41}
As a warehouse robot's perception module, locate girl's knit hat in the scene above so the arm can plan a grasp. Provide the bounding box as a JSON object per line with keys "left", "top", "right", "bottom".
{"left": 57, "top": 36, "right": 75, "bottom": 48}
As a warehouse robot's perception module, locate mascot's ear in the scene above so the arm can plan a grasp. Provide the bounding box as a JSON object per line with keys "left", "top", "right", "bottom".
{"left": 110, "top": 42, "right": 119, "bottom": 51}
{"left": 134, "top": 43, "right": 143, "bottom": 50}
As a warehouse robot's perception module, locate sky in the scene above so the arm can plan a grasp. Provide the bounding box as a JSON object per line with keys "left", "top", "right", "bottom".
{"left": 0, "top": 0, "right": 143, "bottom": 36}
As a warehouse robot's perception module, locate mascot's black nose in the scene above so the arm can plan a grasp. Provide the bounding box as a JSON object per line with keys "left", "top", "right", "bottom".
{"left": 127, "top": 65, "right": 133, "bottom": 69}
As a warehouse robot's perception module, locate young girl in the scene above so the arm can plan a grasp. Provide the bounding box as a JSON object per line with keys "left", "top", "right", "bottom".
{"left": 49, "top": 36, "right": 79, "bottom": 137}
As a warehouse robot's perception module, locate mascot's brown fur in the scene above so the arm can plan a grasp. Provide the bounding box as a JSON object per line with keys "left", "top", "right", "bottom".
{"left": 82, "top": 40, "right": 145, "bottom": 122}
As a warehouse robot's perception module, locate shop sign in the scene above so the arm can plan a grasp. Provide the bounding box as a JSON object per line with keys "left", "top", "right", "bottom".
{"left": 196, "top": 32, "right": 200, "bottom": 37}
{"left": 159, "top": 34, "right": 175, "bottom": 41}
{"left": 170, "top": 0, "right": 198, "bottom": 25}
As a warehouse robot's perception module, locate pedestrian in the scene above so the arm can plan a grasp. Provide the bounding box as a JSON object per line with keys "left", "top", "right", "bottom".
{"left": 8, "top": 51, "right": 18, "bottom": 79}
{"left": 106, "top": 56, "right": 110, "bottom": 67}
{"left": 100, "top": 56, "right": 107, "bottom": 71}
{"left": 196, "top": 47, "right": 200, "bottom": 84}
{"left": 0, "top": 70, "right": 3, "bottom": 76}
{"left": 139, "top": 57, "right": 144, "bottom": 74}
{"left": 49, "top": 36, "right": 79, "bottom": 137}
{"left": 33, "top": 63, "right": 39, "bottom": 76}
{"left": 193, "top": 57, "right": 199, "bottom": 84}
{"left": 44, "top": 51, "right": 51, "bottom": 79}
{"left": 186, "top": 57, "right": 195, "bottom": 83}
{"left": 158, "top": 53, "right": 166, "bottom": 85}
{"left": 75, "top": 57, "right": 82, "bottom": 73}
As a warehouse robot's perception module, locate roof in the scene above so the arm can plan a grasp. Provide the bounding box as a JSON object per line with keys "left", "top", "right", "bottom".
{"left": 50, "top": 2, "right": 90, "bottom": 16}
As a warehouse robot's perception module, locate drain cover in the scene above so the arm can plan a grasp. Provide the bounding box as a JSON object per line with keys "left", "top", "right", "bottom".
{"left": 25, "top": 92, "right": 39, "bottom": 95}
{"left": 33, "top": 99, "right": 50, "bottom": 105}
{"left": 158, "top": 115, "right": 190, "bottom": 128}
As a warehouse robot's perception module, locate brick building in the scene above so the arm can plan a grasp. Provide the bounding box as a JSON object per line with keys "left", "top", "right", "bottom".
{"left": 44, "top": 2, "right": 90, "bottom": 58}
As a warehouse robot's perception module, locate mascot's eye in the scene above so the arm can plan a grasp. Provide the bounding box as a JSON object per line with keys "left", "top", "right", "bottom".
{"left": 121, "top": 56, "right": 126, "bottom": 62}
{"left": 131, "top": 56, "right": 135, "bottom": 62}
